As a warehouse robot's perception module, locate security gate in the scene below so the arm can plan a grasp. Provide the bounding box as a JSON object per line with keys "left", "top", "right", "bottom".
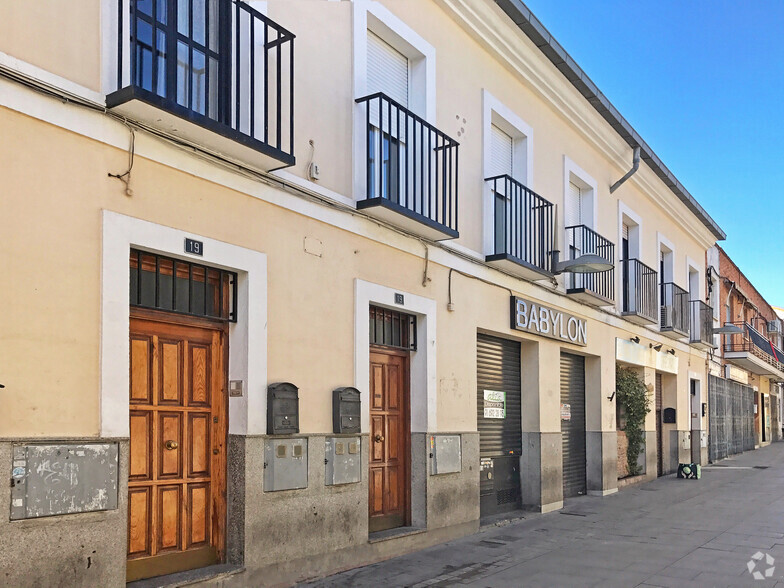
{"left": 708, "top": 375, "right": 754, "bottom": 462}
{"left": 477, "top": 334, "right": 522, "bottom": 516}
{"left": 560, "top": 353, "right": 586, "bottom": 498}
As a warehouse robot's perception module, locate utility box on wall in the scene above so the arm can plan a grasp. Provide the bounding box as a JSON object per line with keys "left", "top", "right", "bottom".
{"left": 325, "top": 437, "right": 361, "bottom": 485}
{"left": 430, "top": 435, "right": 461, "bottom": 475}
{"left": 263, "top": 438, "right": 308, "bottom": 491}
{"left": 332, "top": 387, "right": 361, "bottom": 434}
{"left": 267, "top": 382, "right": 299, "bottom": 435}
{"left": 10, "top": 444, "right": 119, "bottom": 520}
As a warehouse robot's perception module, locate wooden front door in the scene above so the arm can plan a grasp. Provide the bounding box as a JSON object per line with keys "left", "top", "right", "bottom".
{"left": 368, "top": 347, "right": 410, "bottom": 533}
{"left": 127, "top": 310, "right": 227, "bottom": 582}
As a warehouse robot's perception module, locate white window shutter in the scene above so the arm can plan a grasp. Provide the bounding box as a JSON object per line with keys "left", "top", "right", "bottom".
{"left": 367, "top": 31, "right": 408, "bottom": 108}
{"left": 622, "top": 223, "right": 629, "bottom": 240}
{"left": 489, "top": 124, "right": 513, "bottom": 178}
{"left": 566, "top": 181, "right": 582, "bottom": 229}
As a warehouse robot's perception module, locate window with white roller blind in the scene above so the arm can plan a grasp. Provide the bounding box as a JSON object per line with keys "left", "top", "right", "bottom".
{"left": 489, "top": 124, "right": 513, "bottom": 178}
{"left": 367, "top": 31, "right": 409, "bottom": 107}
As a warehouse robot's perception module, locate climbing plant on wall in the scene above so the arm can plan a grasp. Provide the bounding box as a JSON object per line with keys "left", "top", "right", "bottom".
{"left": 616, "top": 366, "right": 651, "bottom": 477}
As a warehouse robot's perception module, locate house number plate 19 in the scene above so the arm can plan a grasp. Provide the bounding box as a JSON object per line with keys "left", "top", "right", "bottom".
{"left": 185, "top": 238, "right": 204, "bottom": 256}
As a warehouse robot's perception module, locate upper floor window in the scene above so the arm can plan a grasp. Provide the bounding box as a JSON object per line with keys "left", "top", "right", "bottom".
{"left": 108, "top": 0, "right": 296, "bottom": 169}
{"left": 367, "top": 31, "right": 409, "bottom": 107}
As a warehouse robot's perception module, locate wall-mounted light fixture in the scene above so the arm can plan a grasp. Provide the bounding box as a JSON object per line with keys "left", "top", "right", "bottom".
{"left": 550, "top": 251, "right": 614, "bottom": 275}
{"left": 630, "top": 336, "right": 640, "bottom": 344}
{"left": 650, "top": 343, "right": 663, "bottom": 351}
{"left": 667, "top": 348, "right": 676, "bottom": 355}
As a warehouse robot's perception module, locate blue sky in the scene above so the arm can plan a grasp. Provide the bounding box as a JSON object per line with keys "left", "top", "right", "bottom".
{"left": 523, "top": 0, "right": 784, "bottom": 306}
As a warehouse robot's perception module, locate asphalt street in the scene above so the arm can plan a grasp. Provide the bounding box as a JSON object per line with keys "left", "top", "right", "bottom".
{"left": 302, "top": 442, "right": 784, "bottom": 587}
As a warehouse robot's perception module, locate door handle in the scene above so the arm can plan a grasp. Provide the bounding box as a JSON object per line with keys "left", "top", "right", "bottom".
{"left": 374, "top": 434, "right": 385, "bottom": 443}
{"left": 165, "top": 440, "right": 179, "bottom": 450}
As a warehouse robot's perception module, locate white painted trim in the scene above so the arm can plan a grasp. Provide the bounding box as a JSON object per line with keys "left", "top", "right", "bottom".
{"left": 101, "top": 211, "right": 267, "bottom": 437}
{"left": 270, "top": 169, "right": 355, "bottom": 207}
{"left": 354, "top": 279, "right": 437, "bottom": 433}
{"left": 617, "top": 200, "right": 644, "bottom": 314}
{"left": 352, "top": 0, "right": 436, "bottom": 201}
{"left": 0, "top": 50, "right": 105, "bottom": 104}
{"left": 481, "top": 89, "right": 534, "bottom": 256}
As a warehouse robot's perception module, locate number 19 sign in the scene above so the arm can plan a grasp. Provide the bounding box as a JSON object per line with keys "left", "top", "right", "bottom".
{"left": 483, "top": 390, "right": 506, "bottom": 419}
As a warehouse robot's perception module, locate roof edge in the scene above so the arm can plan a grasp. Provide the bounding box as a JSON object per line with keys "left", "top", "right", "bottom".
{"left": 494, "top": 0, "right": 726, "bottom": 241}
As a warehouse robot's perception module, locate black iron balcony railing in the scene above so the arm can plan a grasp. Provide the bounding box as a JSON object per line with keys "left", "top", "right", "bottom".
{"left": 689, "top": 300, "right": 714, "bottom": 347}
{"left": 659, "top": 282, "right": 689, "bottom": 335}
{"left": 355, "top": 92, "right": 459, "bottom": 239}
{"left": 564, "top": 225, "right": 615, "bottom": 302}
{"left": 725, "top": 322, "right": 784, "bottom": 372}
{"left": 110, "top": 0, "right": 295, "bottom": 165}
{"left": 620, "top": 259, "right": 657, "bottom": 323}
{"left": 485, "top": 175, "right": 555, "bottom": 275}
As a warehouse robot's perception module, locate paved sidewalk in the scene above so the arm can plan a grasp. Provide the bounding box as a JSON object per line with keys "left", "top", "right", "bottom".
{"left": 302, "top": 443, "right": 784, "bottom": 587}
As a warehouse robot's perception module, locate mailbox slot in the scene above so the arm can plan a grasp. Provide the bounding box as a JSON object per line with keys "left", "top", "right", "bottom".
{"left": 332, "top": 387, "right": 361, "bottom": 434}
{"left": 267, "top": 383, "right": 300, "bottom": 435}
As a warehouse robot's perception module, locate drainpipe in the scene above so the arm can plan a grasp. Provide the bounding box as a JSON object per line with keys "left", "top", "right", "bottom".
{"left": 610, "top": 146, "right": 641, "bottom": 193}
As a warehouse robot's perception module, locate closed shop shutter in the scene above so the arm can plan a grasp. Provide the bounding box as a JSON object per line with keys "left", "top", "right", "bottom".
{"left": 477, "top": 334, "right": 522, "bottom": 516}
{"left": 489, "top": 124, "right": 513, "bottom": 178}
{"left": 560, "top": 352, "right": 586, "bottom": 498}
{"left": 656, "top": 372, "right": 663, "bottom": 476}
{"left": 367, "top": 31, "right": 408, "bottom": 107}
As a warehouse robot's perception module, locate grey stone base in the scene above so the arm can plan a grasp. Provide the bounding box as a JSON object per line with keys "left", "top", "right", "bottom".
{"left": 586, "top": 431, "right": 617, "bottom": 494}
{"left": 0, "top": 439, "right": 129, "bottom": 587}
{"left": 521, "top": 431, "right": 562, "bottom": 510}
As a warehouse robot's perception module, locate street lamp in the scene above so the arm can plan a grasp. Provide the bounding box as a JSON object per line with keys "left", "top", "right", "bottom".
{"left": 550, "top": 251, "right": 614, "bottom": 274}
{"left": 711, "top": 323, "right": 743, "bottom": 335}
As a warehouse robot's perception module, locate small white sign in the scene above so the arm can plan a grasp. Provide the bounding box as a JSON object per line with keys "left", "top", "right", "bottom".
{"left": 561, "top": 403, "right": 572, "bottom": 421}
{"left": 483, "top": 390, "right": 506, "bottom": 419}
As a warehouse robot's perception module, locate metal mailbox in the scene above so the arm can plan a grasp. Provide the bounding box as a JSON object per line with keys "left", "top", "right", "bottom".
{"left": 267, "top": 382, "right": 299, "bottom": 435}
{"left": 332, "top": 387, "right": 361, "bottom": 434}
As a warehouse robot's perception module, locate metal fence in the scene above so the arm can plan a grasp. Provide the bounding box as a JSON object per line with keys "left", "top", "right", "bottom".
{"left": 708, "top": 374, "right": 754, "bottom": 462}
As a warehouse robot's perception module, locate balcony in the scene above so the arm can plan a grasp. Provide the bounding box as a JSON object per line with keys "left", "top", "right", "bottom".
{"left": 564, "top": 225, "right": 615, "bottom": 306}
{"left": 355, "top": 93, "right": 459, "bottom": 241}
{"left": 724, "top": 322, "right": 784, "bottom": 380}
{"left": 484, "top": 175, "right": 555, "bottom": 280}
{"left": 107, "top": 0, "right": 295, "bottom": 170}
{"left": 659, "top": 282, "right": 689, "bottom": 338}
{"left": 689, "top": 300, "right": 715, "bottom": 350}
{"left": 620, "top": 259, "right": 657, "bottom": 325}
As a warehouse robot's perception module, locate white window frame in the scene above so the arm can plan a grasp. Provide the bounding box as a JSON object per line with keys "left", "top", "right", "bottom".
{"left": 657, "top": 232, "right": 676, "bottom": 326}
{"left": 562, "top": 156, "right": 597, "bottom": 255}
{"left": 482, "top": 90, "right": 534, "bottom": 256}
{"left": 352, "top": 0, "right": 435, "bottom": 202}
{"left": 686, "top": 256, "right": 702, "bottom": 301}
{"left": 617, "top": 201, "right": 643, "bottom": 314}
{"left": 101, "top": 211, "right": 268, "bottom": 437}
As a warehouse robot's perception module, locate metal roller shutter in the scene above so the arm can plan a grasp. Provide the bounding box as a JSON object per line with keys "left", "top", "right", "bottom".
{"left": 367, "top": 31, "right": 408, "bottom": 107}
{"left": 489, "top": 124, "right": 513, "bottom": 178}
{"left": 477, "top": 334, "right": 522, "bottom": 516}
{"left": 560, "top": 352, "right": 586, "bottom": 498}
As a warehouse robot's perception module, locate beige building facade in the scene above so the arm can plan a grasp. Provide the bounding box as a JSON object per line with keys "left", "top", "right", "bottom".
{"left": 0, "top": 0, "right": 725, "bottom": 585}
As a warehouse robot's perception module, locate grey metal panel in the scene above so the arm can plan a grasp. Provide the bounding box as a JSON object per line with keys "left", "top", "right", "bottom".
{"left": 493, "top": 0, "right": 725, "bottom": 241}
{"left": 708, "top": 375, "right": 754, "bottom": 462}
{"left": 263, "top": 438, "right": 308, "bottom": 491}
{"left": 325, "top": 437, "right": 361, "bottom": 485}
{"left": 10, "top": 444, "right": 119, "bottom": 520}
{"left": 656, "top": 372, "right": 663, "bottom": 476}
{"left": 431, "top": 435, "right": 461, "bottom": 475}
{"left": 560, "top": 353, "right": 586, "bottom": 498}
{"left": 477, "top": 334, "right": 522, "bottom": 515}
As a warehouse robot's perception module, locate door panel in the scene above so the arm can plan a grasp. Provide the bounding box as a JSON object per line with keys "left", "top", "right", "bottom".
{"left": 128, "top": 313, "right": 226, "bottom": 582}
{"left": 368, "top": 348, "right": 410, "bottom": 533}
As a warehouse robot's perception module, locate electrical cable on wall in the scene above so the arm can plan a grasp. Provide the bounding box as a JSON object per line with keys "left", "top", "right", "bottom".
{"left": 108, "top": 122, "right": 135, "bottom": 197}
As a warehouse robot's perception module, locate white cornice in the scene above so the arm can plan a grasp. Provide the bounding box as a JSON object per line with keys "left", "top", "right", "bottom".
{"left": 436, "top": 0, "right": 716, "bottom": 250}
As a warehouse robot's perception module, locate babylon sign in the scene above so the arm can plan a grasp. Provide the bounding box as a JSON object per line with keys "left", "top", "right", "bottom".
{"left": 510, "top": 296, "right": 587, "bottom": 346}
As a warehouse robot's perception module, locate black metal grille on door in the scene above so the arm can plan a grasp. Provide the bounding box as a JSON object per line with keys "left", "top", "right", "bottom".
{"left": 708, "top": 375, "right": 754, "bottom": 461}
{"left": 560, "top": 353, "right": 586, "bottom": 498}
{"left": 477, "top": 334, "right": 522, "bottom": 516}
{"left": 655, "top": 373, "right": 663, "bottom": 476}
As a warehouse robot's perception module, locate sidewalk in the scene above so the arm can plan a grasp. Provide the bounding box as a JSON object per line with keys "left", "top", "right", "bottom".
{"left": 301, "top": 443, "right": 784, "bottom": 587}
